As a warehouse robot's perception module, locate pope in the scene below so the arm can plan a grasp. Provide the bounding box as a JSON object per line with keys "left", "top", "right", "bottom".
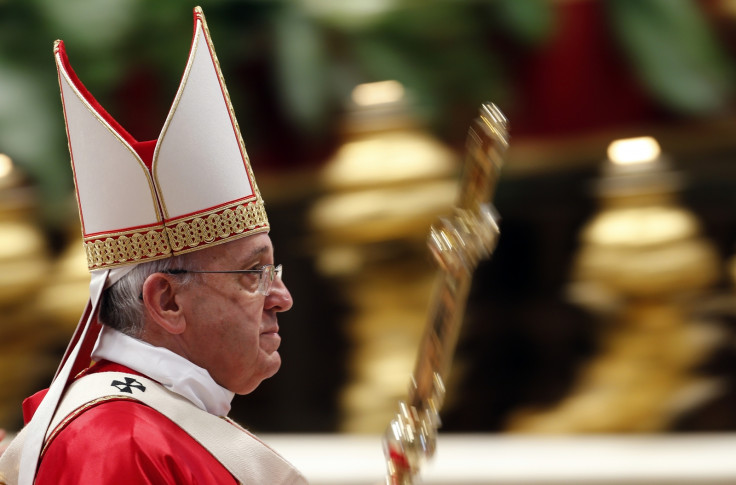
{"left": 0, "top": 7, "right": 307, "bottom": 485}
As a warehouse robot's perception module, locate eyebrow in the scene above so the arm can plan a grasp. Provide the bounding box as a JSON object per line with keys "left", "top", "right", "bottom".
{"left": 239, "top": 245, "right": 271, "bottom": 269}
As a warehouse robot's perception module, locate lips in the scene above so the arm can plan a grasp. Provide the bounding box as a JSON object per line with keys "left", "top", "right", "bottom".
{"left": 260, "top": 323, "right": 281, "bottom": 348}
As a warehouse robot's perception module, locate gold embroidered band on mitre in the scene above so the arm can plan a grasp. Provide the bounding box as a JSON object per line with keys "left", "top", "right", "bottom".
{"left": 84, "top": 199, "right": 269, "bottom": 270}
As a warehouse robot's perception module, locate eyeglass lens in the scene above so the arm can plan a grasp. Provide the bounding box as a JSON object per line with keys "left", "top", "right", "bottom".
{"left": 258, "top": 264, "right": 283, "bottom": 296}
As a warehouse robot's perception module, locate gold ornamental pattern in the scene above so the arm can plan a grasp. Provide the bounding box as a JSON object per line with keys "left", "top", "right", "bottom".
{"left": 166, "top": 201, "right": 268, "bottom": 252}
{"left": 84, "top": 200, "right": 269, "bottom": 269}
{"left": 85, "top": 228, "right": 169, "bottom": 270}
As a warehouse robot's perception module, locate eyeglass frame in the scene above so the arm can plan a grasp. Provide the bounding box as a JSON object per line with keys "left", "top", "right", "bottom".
{"left": 161, "top": 264, "right": 283, "bottom": 296}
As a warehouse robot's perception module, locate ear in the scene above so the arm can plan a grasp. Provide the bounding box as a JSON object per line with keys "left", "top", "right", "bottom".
{"left": 141, "top": 273, "right": 186, "bottom": 335}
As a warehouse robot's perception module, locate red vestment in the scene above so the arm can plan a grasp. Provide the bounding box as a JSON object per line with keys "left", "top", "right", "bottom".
{"left": 23, "top": 361, "right": 238, "bottom": 484}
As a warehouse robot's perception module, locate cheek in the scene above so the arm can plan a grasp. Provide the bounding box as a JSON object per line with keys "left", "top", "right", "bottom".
{"left": 184, "top": 288, "right": 266, "bottom": 366}
{"left": 188, "top": 286, "right": 256, "bottom": 325}
{"left": 214, "top": 300, "right": 264, "bottom": 352}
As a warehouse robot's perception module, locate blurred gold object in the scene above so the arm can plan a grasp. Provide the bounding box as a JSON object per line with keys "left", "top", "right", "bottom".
{"left": 0, "top": 157, "right": 54, "bottom": 430}
{"left": 33, "top": 237, "right": 91, "bottom": 332}
{"left": 0, "top": 157, "right": 49, "bottom": 306}
{"left": 311, "top": 81, "right": 458, "bottom": 247}
{"left": 574, "top": 137, "right": 719, "bottom": 303}
{"left": 383, "top": 104, "right": 508, "bottom": 484}
{"left": 509, "top": 137, "right": 722, "bottom": 433}
{"left": 0, "top": 157, "right": 89, "bottom": 432}
{"left": 308, "top": 83, "right": 462, "bottom": 436}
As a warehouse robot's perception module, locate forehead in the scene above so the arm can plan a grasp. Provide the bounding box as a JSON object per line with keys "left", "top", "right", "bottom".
{"left": 192, "top": 232, "right": 273, "bottom": 266}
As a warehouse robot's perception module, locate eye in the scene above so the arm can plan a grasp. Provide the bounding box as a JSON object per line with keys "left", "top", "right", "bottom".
{"left": 236, "top": 264, "right": 266, "bottom": 292}
{"left": 238, "top": 272, "right": 261, "bottom": 293}
{"left": 241, "top": 262, "right": 263, "bottom": 272}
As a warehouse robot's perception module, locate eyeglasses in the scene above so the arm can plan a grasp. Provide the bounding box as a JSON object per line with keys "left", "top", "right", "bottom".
{"left": 163, "top": 264, "right": 283, "bottom": 296}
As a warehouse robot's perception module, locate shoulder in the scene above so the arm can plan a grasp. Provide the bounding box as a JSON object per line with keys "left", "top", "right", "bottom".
{"left": 36, "top": 398, "right": 237, "bottom": 485}
{"left": 21, "top": 362, "right": 133, "bottom": 425}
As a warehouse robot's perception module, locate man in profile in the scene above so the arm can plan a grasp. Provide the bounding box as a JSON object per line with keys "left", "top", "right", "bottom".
{"left": 0, "top": 7, "right": 307, "bottom": 484}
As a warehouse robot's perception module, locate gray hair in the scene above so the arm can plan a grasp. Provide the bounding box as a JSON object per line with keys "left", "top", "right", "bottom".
{"left": 98, "top": 254, "right": 197, "bottom": 338}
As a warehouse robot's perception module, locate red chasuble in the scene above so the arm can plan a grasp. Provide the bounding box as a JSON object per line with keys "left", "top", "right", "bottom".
{"left": 23, "top": 361, "right": 238, "bottom": 484}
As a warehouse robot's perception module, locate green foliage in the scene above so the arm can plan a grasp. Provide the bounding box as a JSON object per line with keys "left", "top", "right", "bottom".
{"left": 273, "top": 6, "right": 331, "bottom": 133}
{"left": 491, "top": 0, "right": 555, "bottom": 47}
{"left": 606, "top": 0, "right": 735, "bottom": 115}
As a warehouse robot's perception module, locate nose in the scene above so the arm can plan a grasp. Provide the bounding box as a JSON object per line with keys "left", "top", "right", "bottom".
{"left": 265, "top": 276, "right": 293, "bottom": 312}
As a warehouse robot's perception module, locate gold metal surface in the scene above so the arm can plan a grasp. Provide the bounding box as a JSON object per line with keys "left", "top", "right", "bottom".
{"left": 383, "top": 103, "right": 509, "bottom": 484}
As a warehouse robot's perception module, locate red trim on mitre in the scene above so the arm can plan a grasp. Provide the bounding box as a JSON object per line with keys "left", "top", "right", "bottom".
{"left": 54, "top": 41, "right": 138, "bottom": 148}
{"left": 83, "top": 225, "right": 165, "bottom": 241}
{"left": 166, "top": 195, "right": 257, "bottom": 223}
{"left": 55, "top": 41, "right": 159, "bottom": 169}
{"left": 132, "top": 140, "right": 158, "bottom": 170}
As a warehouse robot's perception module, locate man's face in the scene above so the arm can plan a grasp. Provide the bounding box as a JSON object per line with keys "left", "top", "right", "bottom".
{"left": 175, "top": 232, "right": 293, "bottom": 394}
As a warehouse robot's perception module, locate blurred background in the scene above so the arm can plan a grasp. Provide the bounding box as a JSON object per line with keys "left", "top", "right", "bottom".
{"left": 2, "top": 0, "right": 736, "bottom": 477}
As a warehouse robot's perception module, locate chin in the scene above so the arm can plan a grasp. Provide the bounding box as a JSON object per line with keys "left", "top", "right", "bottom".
{"left": 235, "top": 363, "right": 281, "bottom": 395}
{"left": 235, "top": 381, "right": 262, "bottom": 396}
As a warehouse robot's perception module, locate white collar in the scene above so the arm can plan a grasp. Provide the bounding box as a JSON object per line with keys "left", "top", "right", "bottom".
{"left": 91, "top": 326, "right": 234, "bottom": 417}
